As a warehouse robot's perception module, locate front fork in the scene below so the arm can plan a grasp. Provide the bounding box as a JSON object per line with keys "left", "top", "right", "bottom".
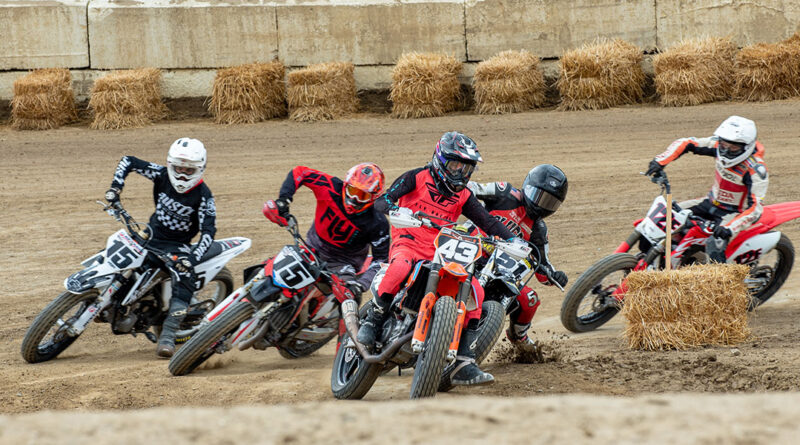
{"left": 410, "top": 265, "right": 441, "bottom": 354}
{"left": 67, "top": 270, "right": 133, "bottom": 336}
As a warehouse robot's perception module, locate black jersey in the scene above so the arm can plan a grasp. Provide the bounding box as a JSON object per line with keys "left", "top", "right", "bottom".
{"left": 111, "top": 156, "right": 216, "bottom": 263}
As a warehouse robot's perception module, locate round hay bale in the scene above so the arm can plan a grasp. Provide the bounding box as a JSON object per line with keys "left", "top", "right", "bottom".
{"left": 390, "top": 52, "right": 462, "bottom": 119}
{"left": 621, "top": 264, "right": 751, "bottom": 351}
{"left": 473, "top": 50, "right": 546, "bottom": 115}
{"left": 556, "top": 39, "right": 644, "bottom": 111}
{"left": 733, "top": 41, "right": 800, "bottom": 102}
{"left": 210, "top": 61, "right": 287, "bottom": 125}
{"left": 287, "top": 62, "right": 357, "bottom": 122}
{"left": 11, "top": 69, "right": 77, "bottom": 130}
{"left": 89, "top": 68, "right": 168, "bottom": 130}
{"left": 653, "top": 37, "right": 737, "bottom": 107}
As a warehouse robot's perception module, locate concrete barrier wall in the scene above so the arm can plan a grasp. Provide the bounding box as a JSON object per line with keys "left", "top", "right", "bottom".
{"left": 1, "top": 0, "right": 798, "bottom": 99}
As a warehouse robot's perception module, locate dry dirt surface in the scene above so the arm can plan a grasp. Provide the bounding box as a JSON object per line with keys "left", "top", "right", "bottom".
{"left": 2, "top": 100, "right": 800, "bottom": 442}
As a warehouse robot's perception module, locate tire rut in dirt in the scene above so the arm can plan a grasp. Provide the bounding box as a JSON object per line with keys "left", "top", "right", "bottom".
{"left": 438, "top": 300, "right": 504, "bottom": 392}
{"left": 21, "top": 291, "right": 99, "bottom": 364}
{"left": 168, "top": 301, "right": 255, "bottom": 376}
{"left": 410, "top": 296, "right": 457, "bottom": 399}
{"left": 560, "top": 253, "right": 638, "bottom": 333}
{"left": 749, "top": 233, "right": 794, "bottom": 310}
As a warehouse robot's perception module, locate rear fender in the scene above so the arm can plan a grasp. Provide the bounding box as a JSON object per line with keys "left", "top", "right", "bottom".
{"left": 728, "top": 202, "right": 800, "bottom": 253}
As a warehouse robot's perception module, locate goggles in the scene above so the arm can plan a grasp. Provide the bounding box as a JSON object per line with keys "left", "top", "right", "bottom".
{"left": 525, "top": 186, "right": 563, "bottom": 212}
{"left": 444, "top": 159, "right": 475, "bottom": 178}
{"left": 174, "top": 166, "right": 197, "bottom": 176}
{"left": 345, "top": 184, "right": 375, "bottom": 203}
{"left": 718, "top": 139, "right": 745, "bottom": 158}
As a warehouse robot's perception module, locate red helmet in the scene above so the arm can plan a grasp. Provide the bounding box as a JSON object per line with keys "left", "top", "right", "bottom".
{"left": 342, "top": 162, "right": 385, "bottom": 214}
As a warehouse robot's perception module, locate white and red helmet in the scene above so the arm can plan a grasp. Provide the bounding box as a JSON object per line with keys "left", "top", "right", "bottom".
{"left": 713, "top": 116, "right": 757, "bottom": 168}
{"left": 167, "top": 138, "right": 206, "bottom": 193}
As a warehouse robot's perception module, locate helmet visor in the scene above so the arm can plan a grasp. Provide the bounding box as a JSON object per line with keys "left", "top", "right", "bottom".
{"left": 525, "top": 186, "right": 563, "bottom": 212}
{"left": 345, "top": 184, "right": 375, "bottom": 203}
{"left": 444, "top": 160, "right": 475, "bottom": 178}
{"left": 718, "top": 139, "right": 746, "bottom": 159}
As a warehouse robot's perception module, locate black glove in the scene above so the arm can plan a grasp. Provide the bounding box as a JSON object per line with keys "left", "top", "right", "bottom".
{"left": 105, "top": 187, "right": 121, "bottom": 203}
{"left": 166, "top": 255, "right": 194, "bottom": 278}
{"left": 550, "top": 270, "right": 568, "bottom": 287}
{"left": 713, "top": 224, "right": 732, "bottom": 241}
{"left": 275, "top": 198, "right": 291, "bottom": 217}
{"left": 645, "top": 160, "right": 663, "bottom": 177}
{"left": 346, "top": 280, "right": 366, "bottom": 296}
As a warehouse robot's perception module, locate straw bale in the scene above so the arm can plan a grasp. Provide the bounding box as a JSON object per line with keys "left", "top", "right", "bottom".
{"left": 287, "top": 62, "right": 357, "bottom": 122}
{"left": 621, "top": 264, "right": 751, "bottom": 351}
{"left": 11, "top": 68, "right": 77, "bottom": 130}
{"left": 89, "top": 68, "right": 168, "bottom": 130}
{"left": 733, "top": 39, "right": 800, "bottom": 102}
{"left": 390, "top": 52, "right": 462, "bottom": 119}
{"left": 556, "top": 39, "right": 644, "bottom": 111}
{"left": 210, "top": 61, "right": 287, "bottom": 125}
{"left": 473, "top": 50, "right": 546, "bottom": 115}
{"left": 653, "top": 37, "right": 737, "bottom": 107}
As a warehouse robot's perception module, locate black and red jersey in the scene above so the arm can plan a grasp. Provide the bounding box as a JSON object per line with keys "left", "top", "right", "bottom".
{"left": 279, "top": 166, "right": 390, "bottom": 285}
{"left": 374, "top": 167, "right": 513, "bottom": 251}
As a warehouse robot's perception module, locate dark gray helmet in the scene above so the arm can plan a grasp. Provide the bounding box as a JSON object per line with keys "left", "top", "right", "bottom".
{"left": 522, "top": 164, "right": 568, "bottom": 219}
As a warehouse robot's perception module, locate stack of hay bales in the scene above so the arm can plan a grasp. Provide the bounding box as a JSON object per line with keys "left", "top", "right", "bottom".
{"left": 473, "top": 50, "right": 546, "bottom": 115}
{"left": 11, "top": 68, "right": 77, "bottom": 130}
{"left": 621, "top": 264, "right": 751, "bottom": 351}
{"left": 287, "top": 62, "right": 358, "bottom": 122}
{"left": 210, "top": 61, "right": 287, "bottom": 124}
{"left": 733, "top": 34, "right": 800, "bottom": 101}
{"left": 390, "top": 52, "right": 462, "bottom": 118}
{"left": 653, "top": 37, "right": 738, "bottom": 106}
{"left": 89, "top": 68, "right": 168, "bottom": 130}
{"left": 556, "top": 39, "right": 645, "bottom": 111}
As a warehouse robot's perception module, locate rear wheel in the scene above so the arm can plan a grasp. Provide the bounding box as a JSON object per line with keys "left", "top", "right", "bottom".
{"left": 438, "top": 300, "right": 504, "bottom": 392}
{"left": 747, "top": 233, "right": 794, "bottom": 310}
{"left": 168, "top": 301, "right": 254, "bottom": 376}
{"left": 21, "top": 290, "right": 99, "bottom": 363}
{"left": 560, "top": 253, "right": 638, "bottom": 333}
{"left": 410, "top": 296, "right": 457, "bottom": 399}
{"left": 331, "top": 303, "right": 382, "bottom": 400}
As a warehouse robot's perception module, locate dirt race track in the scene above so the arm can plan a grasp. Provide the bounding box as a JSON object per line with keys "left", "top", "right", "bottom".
{"left": 2, "top": 100, "right": 800, "bottom": 443}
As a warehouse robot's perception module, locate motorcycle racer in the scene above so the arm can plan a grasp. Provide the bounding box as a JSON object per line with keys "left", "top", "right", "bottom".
{"left": 263, "top": 163, "right": 390, "bottom": 298}
{"left": 467, "top": 164, "right": 569, "bottom": 352}
{"left": 105, "top": 137, "right": 216, "bottom": 358}
{"left": 358, "top": 131, "right": 515, "bottom": 386}
{"left": 645, "top": 116, "right": 768, "bottom": 263}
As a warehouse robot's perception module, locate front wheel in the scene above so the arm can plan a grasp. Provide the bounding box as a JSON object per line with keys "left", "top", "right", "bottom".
{"left": 409, "top": 296, "right": 457, "bottom": 399}
{"left": 747, "top": 233, "right": 794, "bottom": 310}
{"left": 171, "top": 267, "right": 235, "bottom": 344}
{"left": 21, "top": 290, "right": 99, "bottom": 363}
{"left": 560, "top": 253, "right": 639, "bottom": 333}
{"left": 168, "top": 301, "right": 255, "bottom": 376}
{"left": 438, "top": 300, "right": 504, "bottom": 392}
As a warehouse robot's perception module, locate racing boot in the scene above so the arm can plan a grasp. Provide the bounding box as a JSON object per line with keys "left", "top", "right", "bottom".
{"left": 156, "top": 298, "right": 188, "bottom": 358}
{"left": 506, "top": 322, "right": 540, "bottom": 353}
{"left": 357, "top": 295, "right": 391, "bottom": 348}
{"left": 451, "top": 322, "right": 494, "bottom": 386}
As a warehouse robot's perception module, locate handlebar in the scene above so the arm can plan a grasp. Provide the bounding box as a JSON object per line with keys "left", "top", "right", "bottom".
{"left": 641, "top": 170, "right": 671, "bottom": 194}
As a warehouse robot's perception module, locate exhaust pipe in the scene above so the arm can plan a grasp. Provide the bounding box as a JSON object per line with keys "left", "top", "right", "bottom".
{"left": 237, "top": 319, "right": 270, "bottom": 351}
{"left": 341, "top": 299, "right": 413, "bottom": 364}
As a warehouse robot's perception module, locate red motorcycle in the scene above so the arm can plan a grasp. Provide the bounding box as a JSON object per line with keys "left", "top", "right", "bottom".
{"left": 561, "top": 171, "right": 800, "bottom": 333}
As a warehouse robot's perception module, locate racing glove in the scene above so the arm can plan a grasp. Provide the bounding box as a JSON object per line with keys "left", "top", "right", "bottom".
{"left": 346, "top": 280, "right": 367, "bottom": 296}
{"left": 713, "top": 224, "right": 732, "bottom": 241}
{"left": 275, "top": 198, "right": 291, "bottom": 217}
{"left": 645, "top": 159, "right": 663, "bottom": 177}
{"left": 105, "top": 187, "right": 121, "bottom": 204}
{"left": 166, "top": 254, "right": 194, "bottom": 279}
{"left": 263, "top": 200, "right": 290, "bottom": 227}
{"left": 550, "top": 270, "right": 568, "bottom": 287}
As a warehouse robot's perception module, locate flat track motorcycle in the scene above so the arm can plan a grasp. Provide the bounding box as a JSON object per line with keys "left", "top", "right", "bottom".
{"left": 21, "top": 201, "right": 249, "bottom": 363}
{"left": 331, "top": 210, "right": 528, "bottom": 399}
{"left": 168, "top": 215, "right": 357, "bottom": 376}
{"left": 561, "top": 172, "right": 799, "bottom": 333}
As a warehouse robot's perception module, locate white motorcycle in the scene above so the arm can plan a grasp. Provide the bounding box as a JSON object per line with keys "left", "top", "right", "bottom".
{"left": 21, "top": 201, "right": 250, "bottom": 363}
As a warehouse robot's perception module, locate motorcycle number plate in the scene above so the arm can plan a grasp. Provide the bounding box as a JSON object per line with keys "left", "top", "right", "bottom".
{"left": 271, "top": 246, "right": 315, "bottom": 289}
{"left": 105, "top": 230, "right": 146, "bottom": 270}
{"left": 636, "top": 196, "right": 689, "bottom": 243}
{"left": 494, "top": 251, "right": 531, "bottom": 279}
{"left": 434, "top": 229, "right": 482, "bottom": 266}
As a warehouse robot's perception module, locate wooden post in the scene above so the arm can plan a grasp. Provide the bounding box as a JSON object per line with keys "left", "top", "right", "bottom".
{"left": 665, "top": 193, "right": 672, "bottom": 271}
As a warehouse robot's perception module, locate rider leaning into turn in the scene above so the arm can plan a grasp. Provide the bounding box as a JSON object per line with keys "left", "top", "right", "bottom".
{"left": 358, "top": 131, "right": 515, "bottom": 387}
{"left": 263, "top": 163, "right": 390, "bottom": 298}
{"left": 645, "top": 115, "right": 768, "bottom": 263}
{"left": 467, "top": 164, "right": 569, "bottom": 352}
{"left": 105, "top": 137, "right": 216, "bottom": 358}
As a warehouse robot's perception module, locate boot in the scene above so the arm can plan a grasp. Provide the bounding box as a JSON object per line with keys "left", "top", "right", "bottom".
{"left": 451, "top": 325, "right": 494, "bottom": 386}
{"left": 156, "top": 299, "right": 188, "bottom": 358}
{"left": 357, "top": 295, "right": 391, "bottom": 348}
{"left": 506, "top": 322, "right": 539, "bottom": 353}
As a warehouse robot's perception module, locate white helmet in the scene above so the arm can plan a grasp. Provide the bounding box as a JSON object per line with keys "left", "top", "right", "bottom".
{"left": 167, "top": 138, "right": 207, "bottom": 193}
{"left": 713, "top": 116, "right": 757, "bottom": 168}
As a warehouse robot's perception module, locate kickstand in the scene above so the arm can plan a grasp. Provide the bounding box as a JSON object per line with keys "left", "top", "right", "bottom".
{"left": 144, "top": 331, "right": 158, "bottom": 343}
